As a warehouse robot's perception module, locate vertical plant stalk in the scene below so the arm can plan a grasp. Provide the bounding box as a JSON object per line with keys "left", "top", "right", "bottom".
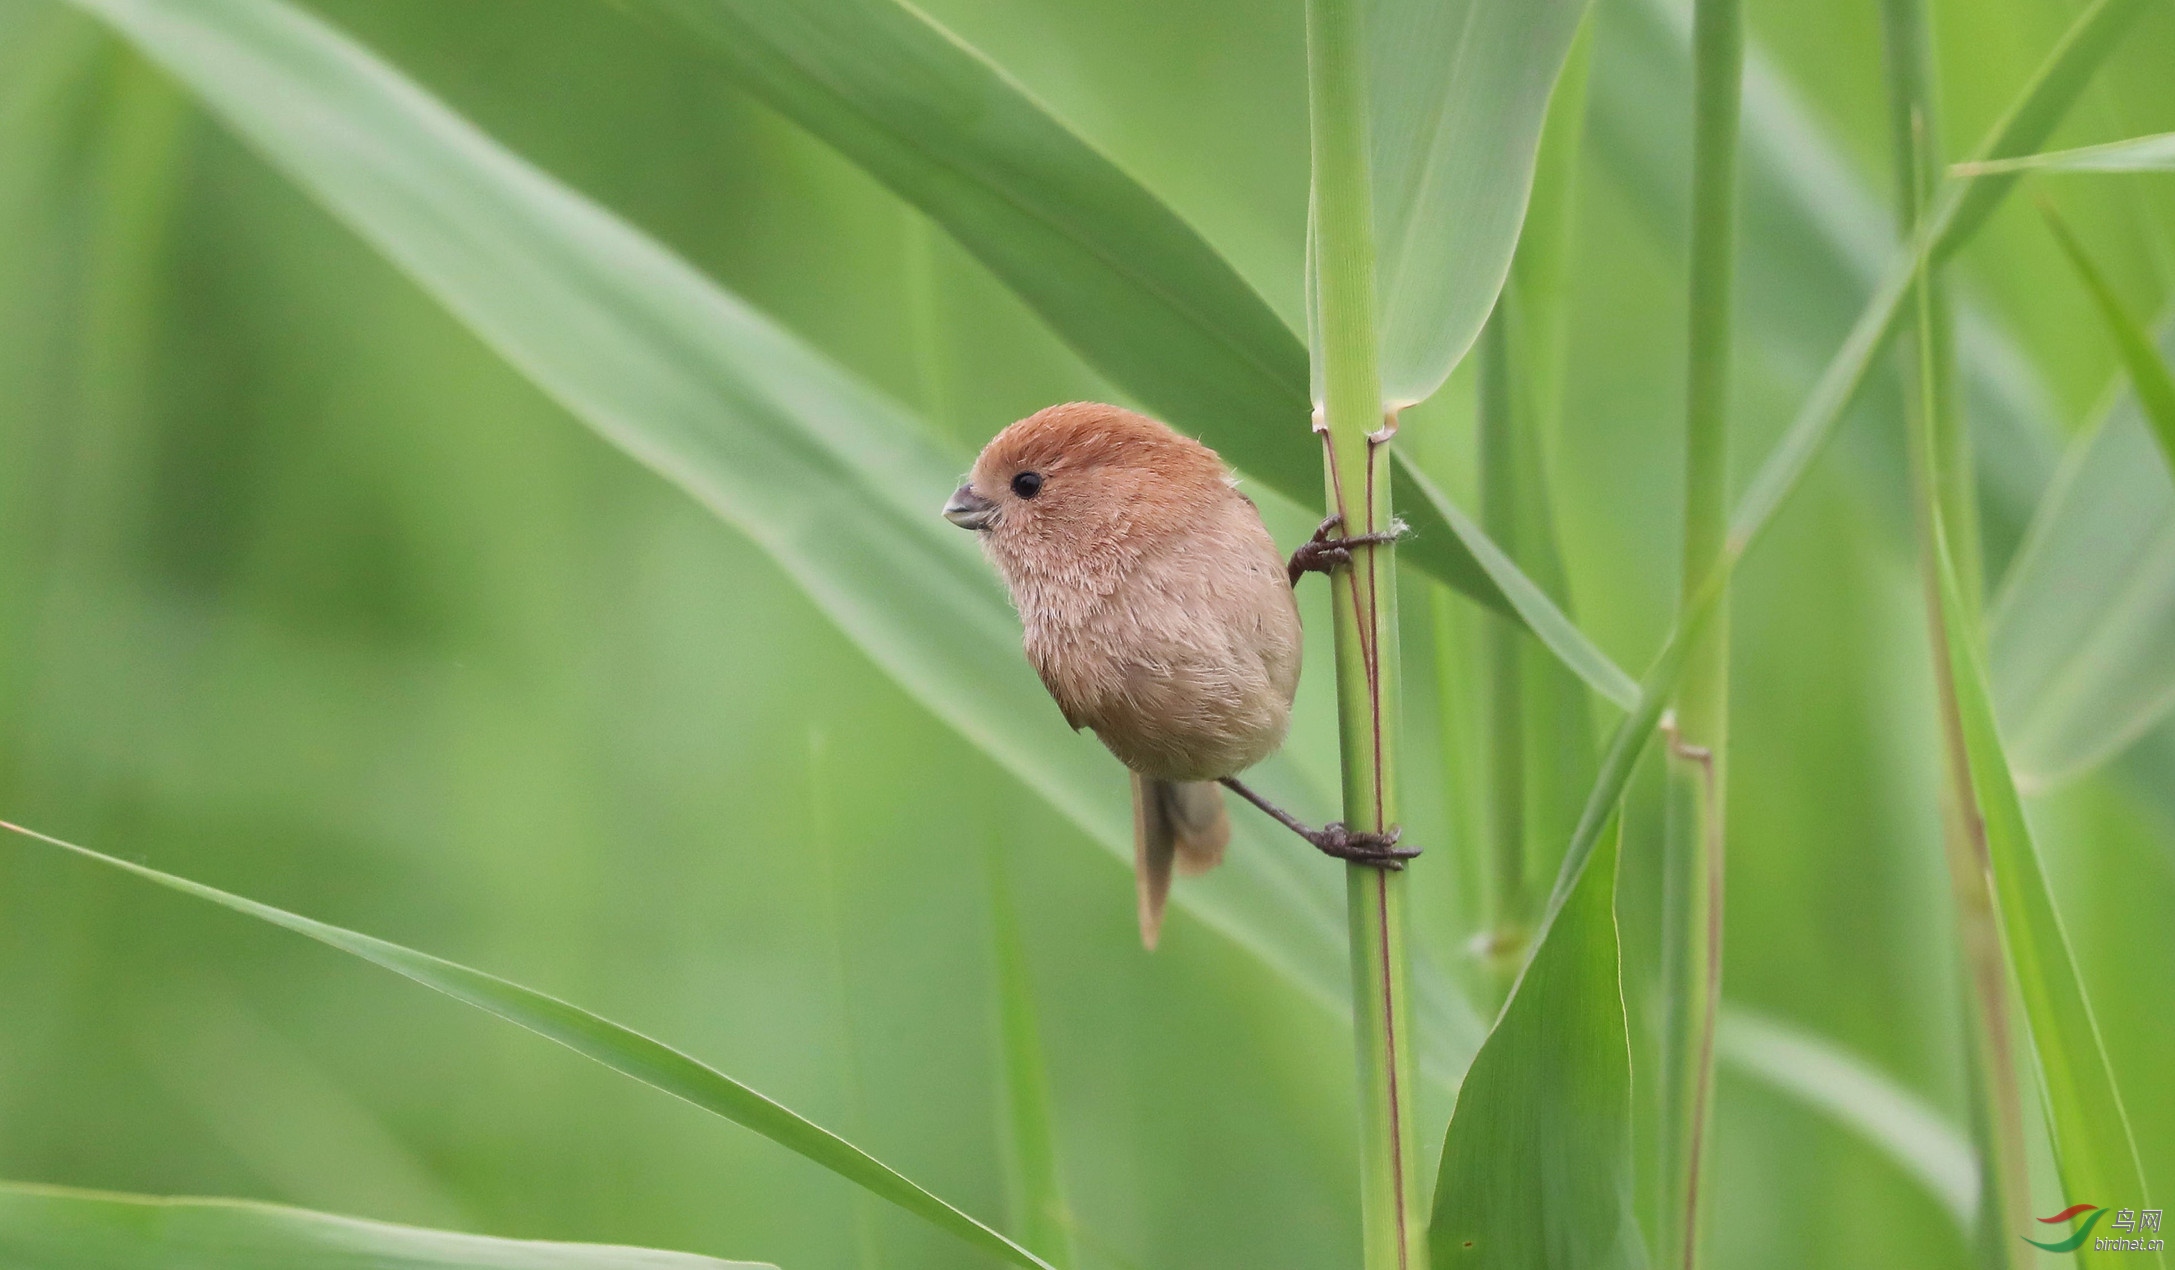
{"left": 809, "top": 732, "right": 885, "bottom": 1270}
{"left": 1477, "top": 311, "right": 1531, "bottom": 1005}
{"left": 986, "top": 841, "right": 1076, "bottom": 1269}
{"left": 1304, "top": 0, "right": 1421, "bottom": 1266}
{"left": 1877, "top": 7, "right": 2030, "bottom": 1266}
{"left": 1660, "top": 0, "right": 1739, "bottom": 1266}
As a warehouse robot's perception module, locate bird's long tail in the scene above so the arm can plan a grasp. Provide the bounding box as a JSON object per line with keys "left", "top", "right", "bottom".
{"left": 1131, "top": 775, "right": 1230, "bottom": 950}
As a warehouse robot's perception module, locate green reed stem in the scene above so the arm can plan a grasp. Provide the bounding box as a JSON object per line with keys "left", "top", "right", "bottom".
{"left": 1877, "top": 7, "right": 2030, "bottom": 1266}
{"left": 1303, "top": 0, "right": 1421, "bottom": 1264}
{"left": 1660, "top": 0, "right": 1739, "bottom": 1266}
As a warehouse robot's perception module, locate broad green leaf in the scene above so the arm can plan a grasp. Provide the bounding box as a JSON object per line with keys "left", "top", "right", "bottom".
{"left": 0, "top": 1181, "right": 770, "bottom": 1269}
{"left": 1715, "top": 1010, "right": 1975, "bottom": 1231}
{"left": 1400, "top": 459, "right": 1640, "bottom": 710}
{"left": 63, "top": 0, "right": 1490, "bottom": 1078}
{"left": 1931, "top": 540, "right": 2158, "bottom": 1266}
{"left": 1990, "top": 318, "right": 2175, "bottom": 789}
{"left": 1955, "top": 132, "right": 2175, "bottom": 176}
{"left": 617, "top": 0, "right": 1637, "bottom": 703}
{"left": 0, "top": 822, "right": 1055, "bottom": 1270}
{"left": 1368, "top": 0, "right": 1591, "bottom": 407}
{"left": 1430, "top": 826, "right": 1645, "bottom": 1269}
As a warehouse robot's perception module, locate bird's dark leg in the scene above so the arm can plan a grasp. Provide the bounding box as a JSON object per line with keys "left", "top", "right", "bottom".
{"left": 1286, "top": 514, "right": 1406, "bottom": 587}
{"left": 1218, "top": 775, "right": 1419, "bottom": 869}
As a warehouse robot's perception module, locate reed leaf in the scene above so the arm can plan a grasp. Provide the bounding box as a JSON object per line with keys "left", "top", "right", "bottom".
{"left": 1714, "top": 1012, "right": 1976, "bottom": 1233}
{"left": 1981, "top": 215, "right": 2175, "bottom": 788}
{"left": 1429, "top": 826, "right": 1646, "bottom": 1270}
{"left": 1955, "top": 132, "right": 2175, "bottom": 176}
{"left": 0, "top": 1181, "right": 772, "bottom": 1269}
{"left": 1928, "top": 542, "right": 2158, "bottom": 1267}
{"left": 2039, "top": 205, "right": 2175, "bottom": 476}
{"left": 0, "top": 822, "right": 1055, "bottom": 1270}
{"left": 1368, "top": 0, "right": 1590, "bottom": 407}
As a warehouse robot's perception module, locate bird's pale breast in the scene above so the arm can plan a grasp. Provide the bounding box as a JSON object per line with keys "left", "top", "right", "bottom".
{"left": 1022, "top": 491, "right": 1301, "bottom": 782}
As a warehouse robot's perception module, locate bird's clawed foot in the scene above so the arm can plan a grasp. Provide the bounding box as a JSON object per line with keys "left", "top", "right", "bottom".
{"left": 1287, "top": 514, "right": 1406, "bottom": 587}
{"left": 1217, "top": 776, "right": 1420, "bottom": 870}
{"left": 1304, "top": 821, "right": 1420, "bottom": 869}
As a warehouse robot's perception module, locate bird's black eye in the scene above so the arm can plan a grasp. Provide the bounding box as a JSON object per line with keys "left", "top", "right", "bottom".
{"left": 1011, "top": 471, "right": 1044, "bottom": 499}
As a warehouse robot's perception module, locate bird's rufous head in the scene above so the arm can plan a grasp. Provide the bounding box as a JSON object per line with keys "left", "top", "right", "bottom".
{"left": 943, "top": 403, "right": 1229, "bottom": 569}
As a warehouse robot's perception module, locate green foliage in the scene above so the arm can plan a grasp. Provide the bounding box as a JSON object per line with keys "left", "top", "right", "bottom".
{"left": 2, "top": 0, "right": 2173, "bottom": 1265}
{"left": 1430, "top": 827, "right": 1644, "bottom": 1270}
{"left": 0, "top": 1182, "right": 773, "bottom": 1269}
{"left": 0, "top": 822, "right": 1054, "bottom": 1270}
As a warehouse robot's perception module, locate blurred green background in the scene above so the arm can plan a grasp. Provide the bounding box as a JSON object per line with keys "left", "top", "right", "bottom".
{"left": 0, "top": 0, "right": 2169, "bottom": 1266}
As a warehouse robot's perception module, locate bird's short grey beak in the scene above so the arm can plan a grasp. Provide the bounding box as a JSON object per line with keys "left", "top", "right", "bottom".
{"left": 944, "top": 484, "right": 997, "bottom": 531}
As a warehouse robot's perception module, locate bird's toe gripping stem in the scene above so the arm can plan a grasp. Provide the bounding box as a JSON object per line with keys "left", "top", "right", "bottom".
{"left": 1287, "top": 514, "right": 1408, "bottom": 587}
{"left": 1306, "top": 821, "right": 1420, "bottom": 870}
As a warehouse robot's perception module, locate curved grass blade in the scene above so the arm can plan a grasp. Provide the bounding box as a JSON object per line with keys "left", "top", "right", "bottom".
{"left": 1979, "top": 216, "right": 2175, "bottom": 787}
{"left": 1991, "top": 209, "right": 2175, "bottom": 786}
{"left": 1715, "top": 1010, "right": 1975, "bottom": 1231}
{"left": 1429, "top": 824, "right": 1646, "bottom": 1269}
{"left": 1990, "top": 379, "right": 2175, "bottom": 790}
{"left": 1955, "top": 132, "right": 2175, "bottom": 176}
{"left": 1930, "top": 544, "right": 2159, "bottom": 1265}
{"left": 1911, "top": 221, "right": 2159, "bottom": 1264}
{"left": 0, "top": 822, "right": 1056, "bottom": 1270}
{"left": 1533, "top": 0, "right": 2151, "bottom": 899}
{"left": 612, "top": 0, "right": 1306, "bottom": 477}
{"left": 1728, "top": 0, "right": 2152, "bottom": 559}
{"left": 1368, "top": 0, "right": 1591, "bottom": 407}
{"left": 1593, "top": 0, "right": 2063, "bottom": 559}
{"left": 0, "top": 1180, "right": 771, "bottom": 1269}
{"left": 1397, "top": 457, "right": 1640, "bottom": 710}
{"left": 2039, "top": 204, "right": 2175, "bottom": 476}
{"left": 613, "top": 0, "right": 1632, "bottom": 698}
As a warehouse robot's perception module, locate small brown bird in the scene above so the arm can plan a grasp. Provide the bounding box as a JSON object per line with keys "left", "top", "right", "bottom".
{"left": 944, "top": 402, "right": 1412, "bottom": 948}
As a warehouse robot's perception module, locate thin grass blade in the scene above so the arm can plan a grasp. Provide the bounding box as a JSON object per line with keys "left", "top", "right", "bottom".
{"left": 1729, "top": 0, "right": 2152, "bottom": 560}
{"left": 1990, "top": 360, "right": 2175, "bottom": 788}
{"left": 2039, "top": 204, "right": 2175, "bottom": 475}
{"left": 0, "top": 822, "right": 1056, "bottom": 1270}
{"left": 1714, "top": 1011, "right": 1976, "bottom": 1232}
{"left": 0, "top": 1181, "right": 772, "bottom": 1269}
{"left": 1929, "top": 549, "right": 2160, "bottom": 1266}
{"left": 1398, "top": 457, "right": 1640, "bottom": 710}
{"left": 1983, "top": 215, "right": 2175, "bottom": 786}
{"left": 1955, "top": 132, "right": 2175, "bottom": 176}
{"left": 1538, "top": 0, "right": 2148, "bottom": 911}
